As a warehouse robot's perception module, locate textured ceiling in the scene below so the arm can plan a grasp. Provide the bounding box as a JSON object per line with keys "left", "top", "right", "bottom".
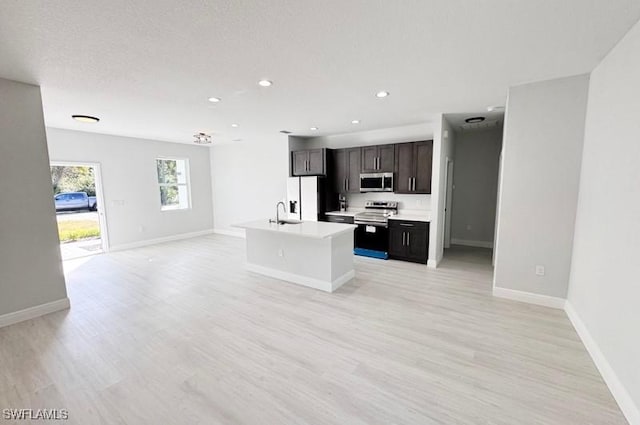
{"left": 1, "top": 0, "right": 639, "bottom": 145}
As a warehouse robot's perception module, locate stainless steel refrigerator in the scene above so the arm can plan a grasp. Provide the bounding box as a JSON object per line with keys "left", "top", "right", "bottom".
{"left": 286, "top": 176, "right": 333, "bottom": 221}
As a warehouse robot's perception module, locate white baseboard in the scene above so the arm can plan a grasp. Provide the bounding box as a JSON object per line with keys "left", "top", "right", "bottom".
{"left": 565, "top": 302, "right": 640, "bottom": 425}
{"left": 214, "top": 228, "right": 246, "bottom": 239}
{"left": 0, "top": 298, "right": 70, "bottom": 328}
{"left": 110, "top": 229, "right": 215, "bottom": 251}
{"left": 245, "top": 263, "right": 354, "bottom": 293}
{"left": 451, "top": 238, "right": 494, "bottom": 249}
{"left": 427, "top": 259, "right": 438, "bottom": 268}
{"left": 492, "top": 287, "right": 566, "bottom": 309}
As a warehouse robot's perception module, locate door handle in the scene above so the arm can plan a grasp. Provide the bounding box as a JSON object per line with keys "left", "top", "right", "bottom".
{"left": 400, "top": 223, "right": 414, "bottom": 227}
{"left": 407, "top": 232, "right": 410, "bottom": 246}
{"left": 402, "top": 232, "right": 406, "bottom": 246}
{"left": 413, "top": 178, "right": 416, "bottom": 191}
{"left": 346, "top": 179, "right": 349, "bottom": 192}
{"left": 408, "top": 178, "right": 411, "bottom": 191}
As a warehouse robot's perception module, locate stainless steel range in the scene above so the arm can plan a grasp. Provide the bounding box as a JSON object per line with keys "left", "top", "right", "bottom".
{"left": 354, "top": 201, "right": 397, "bottom": 259}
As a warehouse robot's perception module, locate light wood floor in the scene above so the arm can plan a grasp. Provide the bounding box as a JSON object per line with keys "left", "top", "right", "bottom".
{"left": 0, "top": 235, "right": 626, "bottom": 424}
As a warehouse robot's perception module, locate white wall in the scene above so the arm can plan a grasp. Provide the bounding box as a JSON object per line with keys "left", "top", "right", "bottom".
{"left": 0, "top": 79, "right": 68, "bottom": 319}
{"left": 428, "top": 115, "right": 454, "bottom": 266}
{"left": 210, "top": 136, "right": 289, "bottom": 235}
{"left": 47, "top": 128, "right": 214, "bottom": 249}
{"left": 494, "top": 74, "right": 589, "bottom": 299}
{"left": 567, "top": 19, "right": 640, "bottom": 424}
{"left": 451, "top": 126, "right": 502, "bottom": 246}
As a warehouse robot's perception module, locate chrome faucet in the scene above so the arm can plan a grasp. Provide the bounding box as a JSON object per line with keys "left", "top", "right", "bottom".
{"left": 271, "top": 201, "right": 287, "bottom": 224}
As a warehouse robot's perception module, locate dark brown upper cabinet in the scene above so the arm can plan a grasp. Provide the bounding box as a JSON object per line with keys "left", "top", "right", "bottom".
{"left": 291, "top": 148, "right": 326, "bottom": 176}
{"left": 332, "top": 147, "right": 361, "bottom": 193}
{"left": 361, "top": 144, "right": 394, "bottom": 173}
{"left": 394, "top": 140, "right": 433, "bottom": 194}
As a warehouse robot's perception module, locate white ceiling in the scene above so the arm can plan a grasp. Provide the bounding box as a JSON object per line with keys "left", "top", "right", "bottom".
{"left": 1, "top": 1, "right": 638, "bottom": 145}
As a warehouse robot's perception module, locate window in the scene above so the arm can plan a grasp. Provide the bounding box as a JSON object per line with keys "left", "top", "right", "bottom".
{"left": 156, "top": 158, "right": 190, "bottom": 210}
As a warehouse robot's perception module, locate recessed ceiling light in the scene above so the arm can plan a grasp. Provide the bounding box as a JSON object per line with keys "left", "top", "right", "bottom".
{"left": 375, "top": 91, "right": 390, "bottom": 98}
{"left": 465, "top": 116, "right": 486, "bottom": 124}
{"left": 351, "top": 120, "right": 360, "bottom": 124}
{"left": 208, "top": 97, "right": 221, "bottom": 103}
{"left": 231, "top": 123, "right": 239, "bottom": 128}
{"left": 310, "top": 127, "right": 318, "bottom": 131}
{"left": 72, "top": 115, "right": 99, "bottom": 123}
{"left": 258, "top": 80, "right": 273, "bottom": 87}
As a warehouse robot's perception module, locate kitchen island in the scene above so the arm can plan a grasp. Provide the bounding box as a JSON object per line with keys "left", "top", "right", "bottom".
{"left": 234, "top": 220, "right": 356, "bottom": 292}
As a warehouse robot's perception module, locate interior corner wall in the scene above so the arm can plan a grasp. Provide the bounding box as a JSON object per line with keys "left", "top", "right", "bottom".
{"left": 567, "top": 18, "right": 640, "bottom": 423}
{"left": 0, "top": 78, "right": 68, "bottom": 318}
{"left": 450, "top": 126, "right": 502, "bottom": 246}
{"left": 210, "top": 136, "right": 289, "bottom": 235}
{"left": 46, "top": 128, "right": 214, "bottom": 249}
{"left": 493, "top": 74, "right": 589, "bottom": 299}
{"left": 429, "top": 115, "right": 454, "bottom": 266}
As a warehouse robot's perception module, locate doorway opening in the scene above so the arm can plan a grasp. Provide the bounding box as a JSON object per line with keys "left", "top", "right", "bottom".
{"left": 51, "top": 162, "right": 109, "bottom": 261}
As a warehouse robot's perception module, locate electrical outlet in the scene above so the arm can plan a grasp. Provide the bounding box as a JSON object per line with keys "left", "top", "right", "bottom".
{"left": 535, "top": 265, "right": 545, "bottom": 276}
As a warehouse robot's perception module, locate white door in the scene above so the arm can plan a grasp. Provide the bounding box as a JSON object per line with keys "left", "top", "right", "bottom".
{"left": 443, "top": 158, "right": 454, "bottom": 249}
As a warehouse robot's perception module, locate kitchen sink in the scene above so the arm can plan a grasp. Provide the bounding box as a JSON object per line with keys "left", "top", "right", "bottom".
{"left": 278, "top": 219, "right": 302, "bottom": 225}
{"left": 269, "top": 219, "right": 302, "bottom": 225}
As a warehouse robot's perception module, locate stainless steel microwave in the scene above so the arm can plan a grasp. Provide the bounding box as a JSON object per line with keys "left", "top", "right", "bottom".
{"left": 360, "top": 172, "right": 393, "bottom": 192}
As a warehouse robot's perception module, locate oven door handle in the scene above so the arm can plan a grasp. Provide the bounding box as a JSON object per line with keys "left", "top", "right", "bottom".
{"left": 355, "top": 221, "right": 388, "bottom": 227}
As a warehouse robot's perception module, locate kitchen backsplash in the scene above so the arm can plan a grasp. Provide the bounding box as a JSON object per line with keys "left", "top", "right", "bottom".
{"left": 346, "top": 192, "right": 431, "bottom": 212}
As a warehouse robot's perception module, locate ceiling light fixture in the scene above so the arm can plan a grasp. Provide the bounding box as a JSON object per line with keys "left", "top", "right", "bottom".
{"left": 310, "top": 127, "right": 318, "bottom": 131}
{"left": 208, "top": 97, "right": 221, "bottom": 103}
{"left": 465, "top": 116, "right": 486, "bottom": 124}
{"left": 351, "top": 120, "right": 360, "bottom": 124}
{"left": 72, "top": 114, "right": 100, "bottom": 123}
{"left": 258, "top": 80, "right": 273, "bottom": 87}
{"left": 231, "top": 123, "right": 239, "bottom": 128}
{"left": 375, "top": 91, "right": 390, "bottom": 98}
{"left": 193, "top": 132, "right": 212, "bottom": 144}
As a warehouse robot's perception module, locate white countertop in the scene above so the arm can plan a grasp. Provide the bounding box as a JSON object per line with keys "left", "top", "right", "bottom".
{"left": 325, "top": 210, "right": 361, "bottom": 217}
{"left": 389, "top": 213, "right": 431, "bottom": 223}
{"left": 235, "top": 219, "right": 356, "bottom": 239}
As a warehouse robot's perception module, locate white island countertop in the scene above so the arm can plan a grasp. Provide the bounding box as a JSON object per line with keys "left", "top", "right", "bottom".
{"left": 235, "top": 219, "right": 356, "bottom": 239}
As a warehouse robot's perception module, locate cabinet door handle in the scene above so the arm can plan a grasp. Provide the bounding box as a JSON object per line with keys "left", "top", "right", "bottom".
{"left": 407, "top": 232, "right": 410, "bottom": 246}
{"left": 413, "top": 178, "right": 416, "bottom": 191}
{"left": 402, "top": 232, "right": 406, "bottom": 246}
{"left": 408, "top": 178, "right": 412, "bottom": 191}
{"left": 400, "top": 223, "right": 414, "bottom": 227}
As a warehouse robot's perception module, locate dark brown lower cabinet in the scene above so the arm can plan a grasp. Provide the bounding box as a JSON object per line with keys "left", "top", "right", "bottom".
{"left": 388, "top": 220, "right": 429, "bottom": 264}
